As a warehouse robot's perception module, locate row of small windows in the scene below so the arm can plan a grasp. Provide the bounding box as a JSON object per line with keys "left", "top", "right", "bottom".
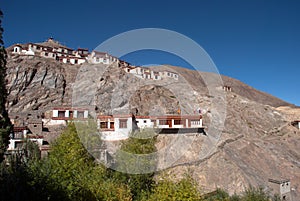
{"left": 167, "top": 72, "right": 178, "bottom": 78}
{"left": 100, "top": 119, "right": 128, "bottom": 129}
{"left": 95, "top": 58, "right": 108, "bottom": 62}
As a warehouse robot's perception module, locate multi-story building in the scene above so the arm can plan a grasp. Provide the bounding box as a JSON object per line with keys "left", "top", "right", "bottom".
{"left": 268, "top": 179, "right": 292, "bottom": 201}
{"left": 98, "top": 114, "right": 204, "bottom": 140}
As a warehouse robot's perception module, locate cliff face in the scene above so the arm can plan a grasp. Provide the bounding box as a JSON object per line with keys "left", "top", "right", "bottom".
{"left": 6, "top": 54, "right": 79, "bottom": 114}
{"left": 5, "top": 55, "right": 300, "bottom": 197}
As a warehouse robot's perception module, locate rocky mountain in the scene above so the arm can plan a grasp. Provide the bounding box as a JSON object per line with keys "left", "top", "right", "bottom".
{"left": 5, "top": 54, "right": 300, "bottom": 198}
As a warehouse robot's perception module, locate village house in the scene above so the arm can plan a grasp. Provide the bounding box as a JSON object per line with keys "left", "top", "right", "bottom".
{"left": 50, "top": 107, "right": 90, "bottom": 125}
{"left": 7, "top": 134, "right": 44, "bottom": 152}
{"left": 9, "top": 38, "right": 89, "bottom": 65}
{"left": 142, "top": 68, "right": 152, "bottom": 79}
{"left": 58, "top": 55, "right": 86, "bottom": 65}
{"left": 11, "top": 126, "right": 28, "bottom": 139}
{"left": 161, "top": 71, "right": 179, "bottom": 80}
{"left": 98, "top": 114, "right": 204, "bottom": 140}
{"left": 87, "top": 51, "right": 118, "bottom": 64}
{"left": 76, "top": 48, "right": 89, "bottom": 57}
{"left": 122, "top": 66, "right": 169, "bottom": 81}
{"left": 27, "top": 119, "right": 43, "bottom": 136}
{"left": 98, "top": 114, "right": 134, "bottom": 140}
{"left": 118, "top": 60, "right": 130, "bottom": 68}
{"left": 122, "top": 65, "right": 137, "bottom": 74}
{"left": 122, "top": 66, "right": 145, "bottom": 79}
{"left": 268, "top": 179, "right": 292, "bottom": 201}
{"left": 291, "top": 120, "right": 300, "bottom": 130}
{"left": 7, "top": 124, "right": 48, "bottom": 156}
{"left": 152, "top": 71, "right": 162, "bottom": 80}
{"left": 11, "top": 44, "right": 35, "bottom": 55}
{"left": 223, "top": 85, "right": 232, "bottom": 92}
{"left": 29, "top": 38, "right": 74, "bottom": 55}
{"left": 12, "top": 44, "right": 22, "bottom": 53}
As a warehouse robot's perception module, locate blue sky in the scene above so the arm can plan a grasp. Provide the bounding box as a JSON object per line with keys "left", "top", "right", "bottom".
{"left": 1, "top": 0, "right": 300, "bottom": 106}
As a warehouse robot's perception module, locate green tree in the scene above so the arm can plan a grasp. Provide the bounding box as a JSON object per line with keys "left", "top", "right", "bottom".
{"left": 0, "top": 9, "right": 11, "bottom": 162}
{"left": 203, "top": 188, "right": 231, "bottom": 201}
{"left": 47, "top": 122, "right": 132, "bottom": 200}
{"left": 240, "top": 186, "right": 270, "bottom": 201}
{"left": 147, "top": 174, "right": 202, "bottom": 201}
{"left": 113, "top": 129, "right": 158, "bottom": 200}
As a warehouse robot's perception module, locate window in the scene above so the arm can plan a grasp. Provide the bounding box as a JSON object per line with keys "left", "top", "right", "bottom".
{"left": 110, "top": 122, "right": 115, "bottom": 129}
{"left": 74, "top": 59, "right": 78, "bottom": 64}
{"left": 159, "top": 120, "right": 168, "bottom": 125}
{"left": 58, "top": 111, "right": 65, "bottom": 117}
{"left": 191, "top": 120, "right": 200, "bottom": 125}
{"left": 119, "top": 119, "right": 127, "bottom": 128}
{"left": 174, "top": 120, "right": 183, "bottom": 125}
{"left": 100, "top": 122, "right": 108, "bottom": 129}
{"left": 69, "top": 111, "right": 73, "bottom": 118}
{"left": 45, "top": 52, "right": 48, "bottom": 56}
{"left": 76, "top": 111, "right": 83, "bottom": 118}
{"left": 15, "top": 142, "right": 23, "bottom": 149}
{"left": 144, "top": 120, "right": 147, "bottom": 123}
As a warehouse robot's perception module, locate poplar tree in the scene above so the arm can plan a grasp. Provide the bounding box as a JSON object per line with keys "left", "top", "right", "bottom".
{"left": 0, "top": 10, "right": 11, "bottom": 162}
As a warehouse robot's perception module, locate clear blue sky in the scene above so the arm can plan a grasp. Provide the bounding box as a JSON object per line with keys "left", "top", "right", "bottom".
{"left": 1, "top": 0, "right": 300, "bottom": 106}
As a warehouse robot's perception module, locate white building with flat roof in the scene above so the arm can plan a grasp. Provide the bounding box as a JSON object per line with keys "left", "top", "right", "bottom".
{"left": 98, "top": 114, "right": 204, "bottom": 141}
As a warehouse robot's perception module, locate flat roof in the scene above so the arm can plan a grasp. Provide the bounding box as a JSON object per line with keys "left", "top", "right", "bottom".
{"left": 268, "top": 178, "right": 290, "bottom": 184}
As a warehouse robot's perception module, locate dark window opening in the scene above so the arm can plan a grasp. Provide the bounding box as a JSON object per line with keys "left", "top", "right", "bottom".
{"left": 119, "top": 119, "right": 127, "bottom": 128}
{"left": 15, "top": 142, "right": 23, "bottom": 149}
{"left": 159, "top": 120, "right": 170, "bottom": 125}
{"left": 174, "top": 120, "right": 183, "bottom": 125}
{"left": 77, "top": 111, "right": 84, "bottom": 118}
{"left": 58, "top": 111, "right": 65, "bottom": 118}
{"left": 100, "top": 122, "right": 108, "bottom": 129}
{"left": 110, "top": 122, "right": 115, "bottom": 129}
{"left": 69, "top": 111, "right": 73, "bottom": 118}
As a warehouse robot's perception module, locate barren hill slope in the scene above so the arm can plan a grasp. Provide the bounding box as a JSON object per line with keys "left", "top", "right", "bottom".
{"left": 5, "top": 55, "right": 300, "bottom": 198}
{"left": 163, "top": 65, "right": 295, "bottom": 108}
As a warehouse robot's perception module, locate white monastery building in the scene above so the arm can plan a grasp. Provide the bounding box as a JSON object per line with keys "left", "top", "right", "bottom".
{"left": 98, "top": 114, "right": 204, "bottom": 140}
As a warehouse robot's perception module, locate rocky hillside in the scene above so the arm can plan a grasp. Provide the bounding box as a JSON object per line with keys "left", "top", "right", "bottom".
{"left": 6, "top": 54, "right": 79, "bottom": 114}
{"left": 5, "top": 54, "right": 300, "bottom": 197}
